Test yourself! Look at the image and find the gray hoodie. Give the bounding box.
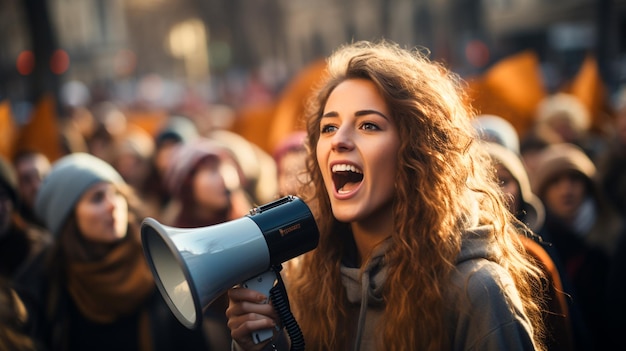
[339,225,537,351]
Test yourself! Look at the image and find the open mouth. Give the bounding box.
[332,164,364,194]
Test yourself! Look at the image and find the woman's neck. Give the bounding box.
[350,208,393,266]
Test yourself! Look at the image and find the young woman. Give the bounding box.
[532,142,623,350]
[160,137,253,228]
[483,141,576,351]
[226,40,547,351]
[12,153,221,351]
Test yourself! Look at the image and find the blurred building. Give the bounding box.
[0,0,625,111]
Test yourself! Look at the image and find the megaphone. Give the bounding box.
[141,195,319,330]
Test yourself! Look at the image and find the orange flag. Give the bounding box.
[232,103,277,154]
[0,100,19,159]
[562,54,611,132]
[124,108,168,137]
[17,94,64,162]
[267,59,327,152]
[466,50,547,137]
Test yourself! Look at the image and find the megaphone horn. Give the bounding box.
[141,195,319,329]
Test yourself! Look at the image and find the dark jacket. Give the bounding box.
[12,249,217,351]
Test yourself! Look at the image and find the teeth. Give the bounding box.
[332,164,362,174]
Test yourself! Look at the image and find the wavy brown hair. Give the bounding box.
[289,40,546,351]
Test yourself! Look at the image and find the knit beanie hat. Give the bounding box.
[530,143,596,198]
[118,124,155,161]
[535,93,591,133]
[35,153,124,237]
[163,138,232,197]
[155,115,199,148]
[472,114,520,155]
[483,142,545,232]
[0,156,18,205]
[272,131,307,164]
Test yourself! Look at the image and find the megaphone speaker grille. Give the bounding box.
[142,219,199,328]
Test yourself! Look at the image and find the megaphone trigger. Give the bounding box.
[242,270,281,344]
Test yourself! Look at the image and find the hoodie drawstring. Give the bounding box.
[353,268,370,351]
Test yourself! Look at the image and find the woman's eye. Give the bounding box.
[91,191,106,203]
[320,124,337,133]
[361,122,380,131]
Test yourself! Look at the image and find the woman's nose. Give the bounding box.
[330,125,354,152]
[104,193,117,211]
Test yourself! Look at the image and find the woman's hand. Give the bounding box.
[226,286,280,351]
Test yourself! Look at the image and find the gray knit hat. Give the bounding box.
[35,153,124,237]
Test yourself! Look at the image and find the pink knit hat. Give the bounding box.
[272,131,307,165]
[163,138,234,197]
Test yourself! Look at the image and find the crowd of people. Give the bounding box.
[0,39,625,351]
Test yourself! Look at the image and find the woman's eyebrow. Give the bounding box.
[355,109,390,121]
[321,109,389,120]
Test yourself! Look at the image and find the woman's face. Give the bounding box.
[15,154,50,208]
[495,163,522,214]
[543,171,587,223]
[192,158,230,211]
[316,78,400,223]
[75,182,128,243]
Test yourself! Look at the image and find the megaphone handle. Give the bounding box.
[241,270,280,344]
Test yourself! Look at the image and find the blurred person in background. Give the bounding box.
[482,142,544,234]
[0,276,36,351]
[112,124,159,219]
[519,126,560,178]
[153,114,200,178]
[162,137,253,228]
[12,150,51,228]
[161,138,256,349]
[144,114,200,222]
[606,226,626,350]
[472,114,521,155]
[12,153,213,351]
[483,141,577,351]
[0,156,51,281]
[531,142,624,351]
[595,87,626,218]
[532,93,607,163]
[601,86,626,350]
[209,129,278,205]
[87,101,128,165]
[272,130,309,198]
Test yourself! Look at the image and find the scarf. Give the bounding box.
[65,236,155,350]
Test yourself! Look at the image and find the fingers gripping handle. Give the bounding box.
[241,270,280,344]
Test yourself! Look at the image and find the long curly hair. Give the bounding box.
[289,40,546,351]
